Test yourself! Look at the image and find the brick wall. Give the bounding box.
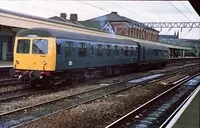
[110,22,158,42]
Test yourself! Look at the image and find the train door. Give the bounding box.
[55,41,63,70]
[76,42,87,68]
[2,42,7,60]
[87,43,94,67]
[64,41,74,70]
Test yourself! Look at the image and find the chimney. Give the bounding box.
[60,13,67,19]
[111,12,118,15]
[70,14,78,21]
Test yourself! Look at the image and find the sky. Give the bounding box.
[0,0,200,39]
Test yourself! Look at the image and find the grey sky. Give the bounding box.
[0,0,200,39]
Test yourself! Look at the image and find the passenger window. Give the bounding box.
[114,45,119,56]
[106,45,111,56]
[124,46,128,56]
[121,46,124,56]
[89,44,94,56]
[65,42,73,57]
[97,44,103,57]
[79,42,87,57]
[56,43,61,55]
[130,47,134,56]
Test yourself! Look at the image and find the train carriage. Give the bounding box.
[10,28,141,86]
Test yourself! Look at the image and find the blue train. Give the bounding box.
[10,28,169,86]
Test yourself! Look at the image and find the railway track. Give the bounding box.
[0,78,20,87]
[0,87,52,102]
[0,63,199,128]
[105,73,200,128]
[0,72,167,128]
[0,63,197,106]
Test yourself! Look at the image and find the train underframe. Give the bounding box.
[10,62,167,87]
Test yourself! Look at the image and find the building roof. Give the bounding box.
[80,12,157,31]
[48,16,85,27]
[78,21,107,30]
[0,8,98,31]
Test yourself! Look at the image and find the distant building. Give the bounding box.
[159,34,200,57]
[79,12,159,42]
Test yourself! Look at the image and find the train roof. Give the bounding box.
[138,42,169,51]
[16,28,169,51]
[16,28,138,45]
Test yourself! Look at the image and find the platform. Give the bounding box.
[0,61,13,68]
[166,85,200,128]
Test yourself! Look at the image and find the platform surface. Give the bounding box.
[172,89,199,128]
[0,61,13,68]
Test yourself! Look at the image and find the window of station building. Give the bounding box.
[65,42,73,57]
[79,42,87,57]
[89,44,94,56]
[124,46,129,56]
[97,44,103,57]
[106,45,111,56]
[32,39,48,54]
[8,37,13,53]
[114,45,119,56]
[17,39,30,54]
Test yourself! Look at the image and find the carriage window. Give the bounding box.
[65,42,73,57]
[32,39,48,54]
[97,44,103,56]
[90,44,94,56]
[130,47,134,56]
[114,45,119,56]
[106,45,111,56]
[56,43,61,55]
[79,42,87,57]
[124,46,128,56]
[121,46,124,56]
[17,39,30,53]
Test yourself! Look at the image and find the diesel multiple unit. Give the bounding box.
[10,28,169,86]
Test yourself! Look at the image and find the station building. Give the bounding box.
[79,12,159,42]
[0,8,192,62]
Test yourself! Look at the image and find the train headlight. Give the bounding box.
[15,60,19,64]
[43,61,47,65]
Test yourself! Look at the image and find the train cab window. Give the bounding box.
[32,39,48,54]
[17,39,30,53]
[89,44,94,56]
[79,42,87,57]
[124,46,128,56]
[65,42,73,57]
[56,43,61,55]
[114,45,119,56]
[97,44,103,57]
[106,45,111,56]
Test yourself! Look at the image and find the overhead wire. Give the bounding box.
[110,1,152,21]
[180,1,197,21]
[18,1,62,14]
[168,1,192,22]
[79,1,110,13]
[59,1,98,18]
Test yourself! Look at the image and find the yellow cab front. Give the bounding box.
[14,36,56,71]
